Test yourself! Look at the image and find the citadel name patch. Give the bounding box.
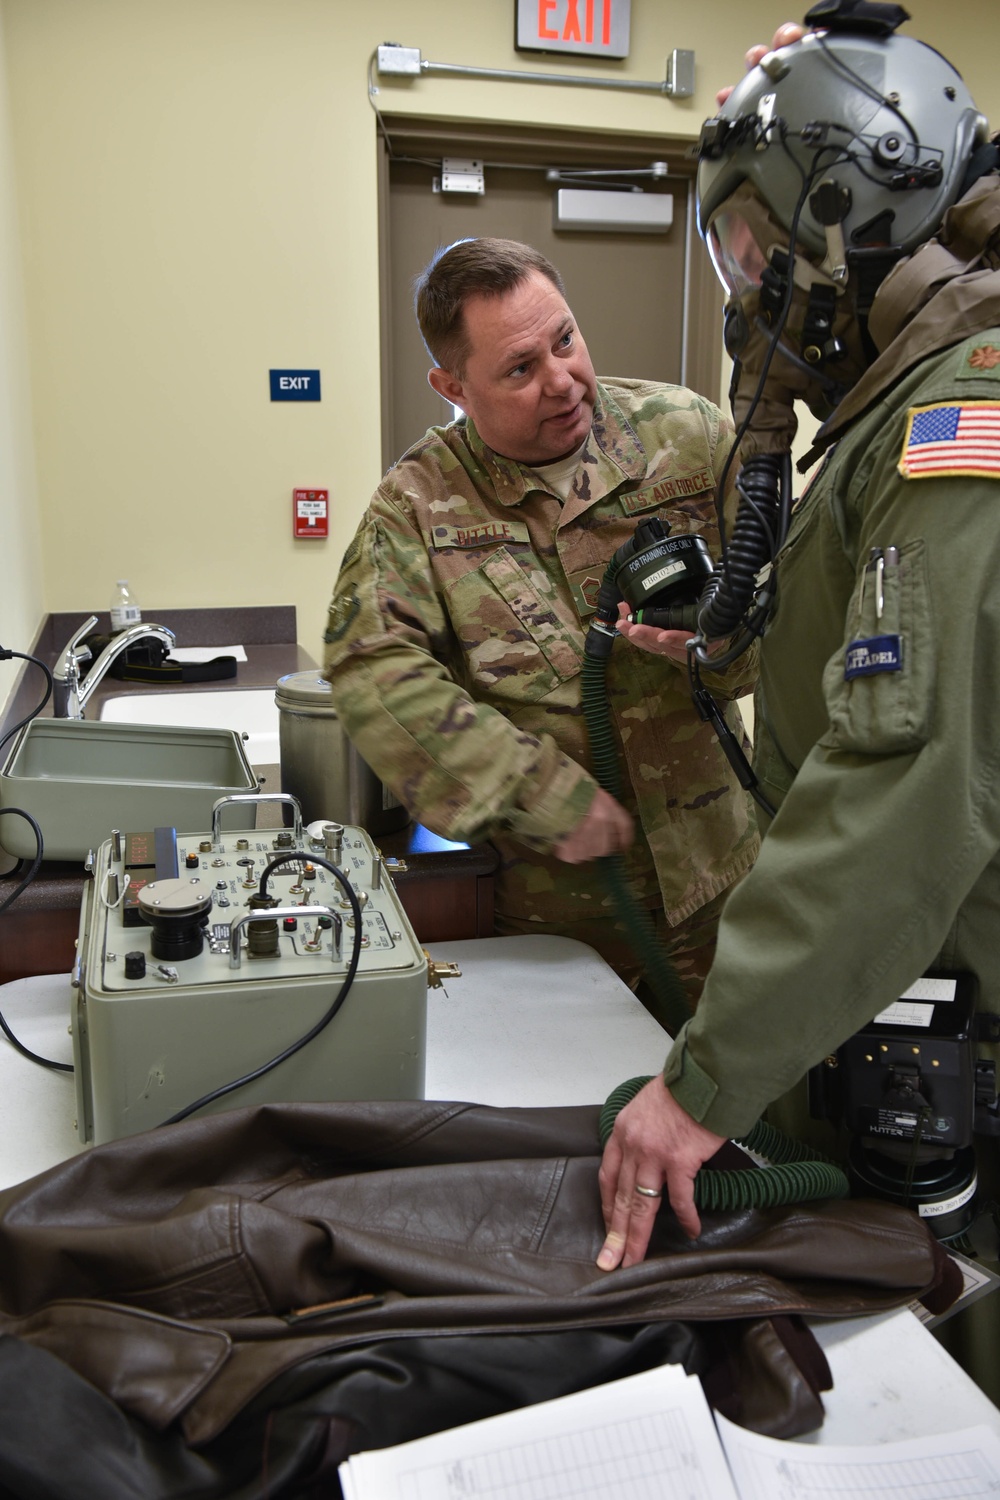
[844,634,903,680]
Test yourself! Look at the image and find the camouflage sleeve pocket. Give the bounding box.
[444,547,583,704]
[818,538,934,756]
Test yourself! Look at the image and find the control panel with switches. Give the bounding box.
[71,795,427,1144]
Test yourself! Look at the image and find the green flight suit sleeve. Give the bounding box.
[322,491,597,848]
[663,402,1000,1138]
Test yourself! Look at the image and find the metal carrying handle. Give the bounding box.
[228,903,343,968]
[211,792,303,846]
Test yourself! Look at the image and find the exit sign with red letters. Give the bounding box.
[516,0,630,59]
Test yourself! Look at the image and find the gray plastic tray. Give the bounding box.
[0,718,258,861]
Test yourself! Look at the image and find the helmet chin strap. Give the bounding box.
[766,318,855,400]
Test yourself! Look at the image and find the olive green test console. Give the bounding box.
[71,795,427,1144]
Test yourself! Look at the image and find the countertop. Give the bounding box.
[0,606,498,947]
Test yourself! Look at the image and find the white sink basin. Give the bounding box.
[99,688,280,764]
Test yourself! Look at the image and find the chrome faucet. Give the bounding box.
[52,614,176,719]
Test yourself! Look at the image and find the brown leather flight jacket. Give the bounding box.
[0,1101,958,1480]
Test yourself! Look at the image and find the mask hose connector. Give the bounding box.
[697,453,789,642]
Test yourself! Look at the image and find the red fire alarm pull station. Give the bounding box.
[293,489,329,539]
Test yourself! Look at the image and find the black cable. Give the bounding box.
[160,852,364,1125]
[695,141,815,648]
[0,807,72,1073]
[697,453,791,650]
[0,808,43,919]
[0,649,53,760]
[686,658,778,821]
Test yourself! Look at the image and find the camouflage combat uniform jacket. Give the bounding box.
[323,379,759,930]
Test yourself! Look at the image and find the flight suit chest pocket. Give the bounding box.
[819,538,933,755]
[444,545,583,701]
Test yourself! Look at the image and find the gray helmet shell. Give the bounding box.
[697,29,986,260]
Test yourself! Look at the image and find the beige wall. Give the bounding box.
[0,2,43,711]
[0,0,997,697]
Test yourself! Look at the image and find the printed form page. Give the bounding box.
[717,1413,1000,1499]
[338,1363,739,1500]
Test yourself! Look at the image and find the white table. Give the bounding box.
[1,936,998,1446]
[424,934,670,1107]
[0,970,79,1185]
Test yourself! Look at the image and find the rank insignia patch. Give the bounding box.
[967,344,1000,372]
[898,401,1000,479]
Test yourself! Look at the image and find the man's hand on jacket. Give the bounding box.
[596,1076,726,1265]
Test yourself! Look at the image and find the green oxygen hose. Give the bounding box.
[582,610,693,1040]
[583,559,849,1213]
[599,1076,850,1211]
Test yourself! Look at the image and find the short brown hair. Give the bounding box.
[414,238,566,377]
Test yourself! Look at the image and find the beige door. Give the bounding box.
[378,118,722,469]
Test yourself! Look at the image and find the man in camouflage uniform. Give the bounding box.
[323,238,758,1007]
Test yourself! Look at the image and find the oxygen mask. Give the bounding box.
[706,185,871,460]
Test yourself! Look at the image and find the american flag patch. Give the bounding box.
[899,402,1000,479]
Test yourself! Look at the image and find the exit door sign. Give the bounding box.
[516,0,630,58]
[270,369,321,402]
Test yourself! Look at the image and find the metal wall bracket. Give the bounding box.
[440,158,486,194]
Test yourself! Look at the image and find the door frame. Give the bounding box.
[376,115,723,474]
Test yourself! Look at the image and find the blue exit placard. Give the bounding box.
[270,369,321,401]
[516,0,630,58]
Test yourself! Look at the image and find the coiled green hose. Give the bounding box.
[599,1076,850,1210]
[581,649,692,1040]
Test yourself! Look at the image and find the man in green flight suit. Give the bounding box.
[598,10,1000,1402]
[323,237,759,1008]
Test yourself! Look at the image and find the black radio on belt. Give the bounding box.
[808,971,1000,1239]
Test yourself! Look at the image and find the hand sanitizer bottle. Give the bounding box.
[109,579,141,634]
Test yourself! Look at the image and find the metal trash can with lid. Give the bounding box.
[275,670,409,836]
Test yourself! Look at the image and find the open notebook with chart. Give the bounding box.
[338,1360,1000,1500]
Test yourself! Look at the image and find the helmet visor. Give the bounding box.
[707,210,769,298]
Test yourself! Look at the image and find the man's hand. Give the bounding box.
[553,787,633,863]
[615,600,695,666]
[596,1076,725,1268]
[615,602,726,665]
[716,23,808,106]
